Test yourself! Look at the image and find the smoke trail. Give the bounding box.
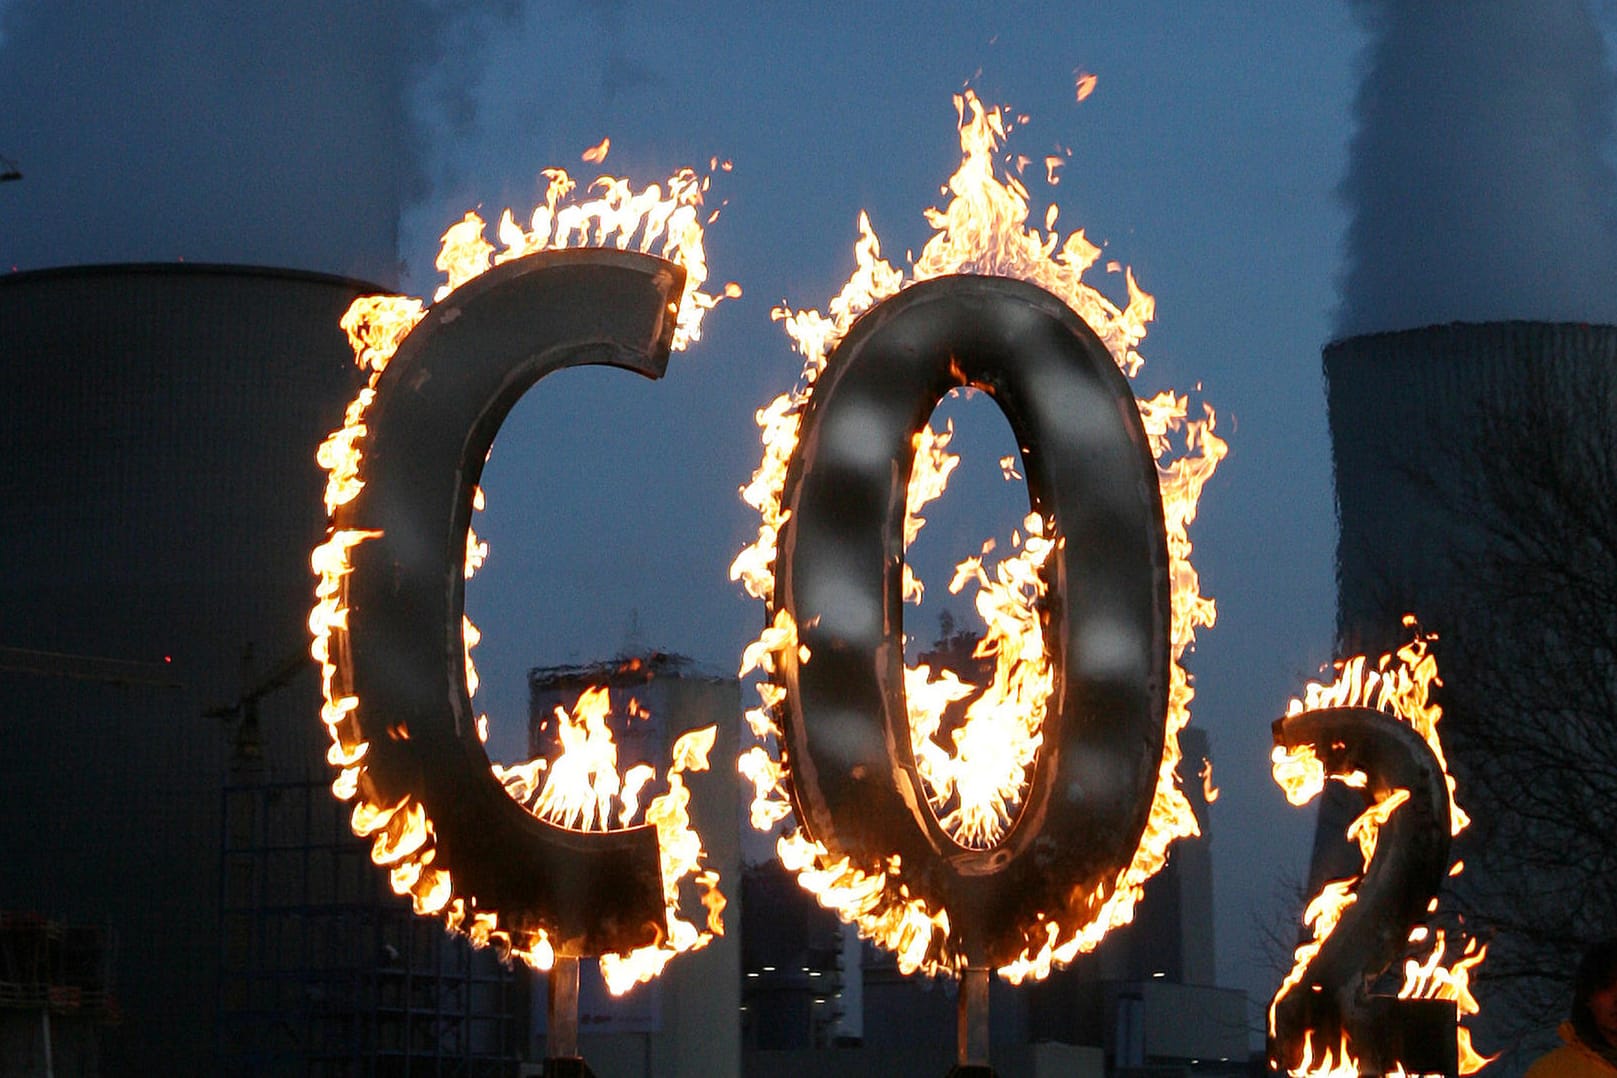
[1337,0,1617,336]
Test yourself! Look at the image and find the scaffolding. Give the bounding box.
[0,911,117,1076]
[217,778,528,1076]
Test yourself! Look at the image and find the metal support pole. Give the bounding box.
[548,956,580,1060]
[41,1004,54,1078]
[543,957,597,1077]
[947,967,996,1077]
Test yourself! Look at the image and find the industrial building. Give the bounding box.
[527,646,1247,1078]
[0,913,115,1076]
[525,652,745,1077]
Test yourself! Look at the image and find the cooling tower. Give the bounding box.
[0,263,375,1071]
[1316,321,1617,869]
[1328,322,1617,653]
[1317,321,1617,1065]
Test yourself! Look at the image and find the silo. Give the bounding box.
[526,652,743,1076]
[0,263,373,1071]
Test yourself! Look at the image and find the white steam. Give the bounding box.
[1337,0,1617,336]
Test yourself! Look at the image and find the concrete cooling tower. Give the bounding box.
[1318,320,1617,1065]
[1327,321,1617,656]
[0,263,374,1071]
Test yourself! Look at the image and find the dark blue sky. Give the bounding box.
[6,0,1615,1043]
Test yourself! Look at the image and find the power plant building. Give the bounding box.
[525,648,1246,1078]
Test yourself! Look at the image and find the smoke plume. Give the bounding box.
[1337,0,1617,337]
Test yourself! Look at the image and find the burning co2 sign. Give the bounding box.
[309,93,1486,1078]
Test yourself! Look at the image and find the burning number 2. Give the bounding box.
[1269,704,1459,1076]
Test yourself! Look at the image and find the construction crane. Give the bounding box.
[204,643,312,769]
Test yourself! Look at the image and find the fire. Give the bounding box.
[309,155,734,985]
[731,90,1225,980]
[495,702,725,995]
[1270,619,1493,1075]
[1291,1030,1386,1078]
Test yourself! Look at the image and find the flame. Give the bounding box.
[1288,1029,1390,1078]
[1075,72,1098,103]
[310,153,732,983]
[1199,757,1220,803]
[1270,620,1494,1074]
[599,723,725,993]
[731,90,1225,980]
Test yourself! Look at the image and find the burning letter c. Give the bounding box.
[329,250,681,956]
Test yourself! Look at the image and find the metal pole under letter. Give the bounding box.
[947,966,996,1077]
[545,956,596,1078]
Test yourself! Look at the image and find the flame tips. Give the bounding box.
[1074,72,1098,103]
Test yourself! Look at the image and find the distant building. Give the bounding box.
[543,628,1249,1078]
[0,913,116,1075]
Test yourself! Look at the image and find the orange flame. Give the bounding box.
[732,90,1225,981]
[1270,619,1494,1074]
[1199,758,1220,803]
[310,153,732,987]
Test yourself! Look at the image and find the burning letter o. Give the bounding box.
[773,274,1171,968]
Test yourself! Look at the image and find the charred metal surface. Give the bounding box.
[1269,705,1456,1077]
[773,274,1170,970]
[336,249,681,956]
